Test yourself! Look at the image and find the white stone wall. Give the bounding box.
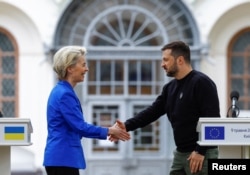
[0,0,64,171]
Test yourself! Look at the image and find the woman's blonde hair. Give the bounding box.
[53,46,87,80]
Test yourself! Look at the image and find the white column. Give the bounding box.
[0,146,11,175]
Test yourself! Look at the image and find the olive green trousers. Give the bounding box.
[169,148,218,175]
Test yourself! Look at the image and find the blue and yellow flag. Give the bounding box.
[4,126,25,140]
[205,126,225,140]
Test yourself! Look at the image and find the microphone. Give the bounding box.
[230,91,240,117]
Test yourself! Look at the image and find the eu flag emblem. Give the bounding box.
[205,126,224,140]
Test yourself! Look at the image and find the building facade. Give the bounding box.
[0,0,250,174]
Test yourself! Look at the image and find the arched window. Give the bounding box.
[0,28,18,117]
[54,0,200,97]
[85,5,165,96]
[228,28,250,110]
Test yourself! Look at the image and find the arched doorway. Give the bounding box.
[53,0,201,174]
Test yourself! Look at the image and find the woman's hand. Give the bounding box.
[108,120,130,141]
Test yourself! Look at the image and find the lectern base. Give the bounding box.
[219,146,250,158]
[0,146,10,175]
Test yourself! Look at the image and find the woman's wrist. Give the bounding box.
[108,127,114,135]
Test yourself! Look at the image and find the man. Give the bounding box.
[111,41,220,175]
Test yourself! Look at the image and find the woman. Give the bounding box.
[43,46,130,175]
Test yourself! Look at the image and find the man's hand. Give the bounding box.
[108,119,130,141]
[116,119,126,130]
[187,151,205,174]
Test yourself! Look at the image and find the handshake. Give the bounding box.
[108,120,130,141]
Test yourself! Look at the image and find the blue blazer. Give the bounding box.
[43,81,108,169]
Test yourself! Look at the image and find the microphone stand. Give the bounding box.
[226,104,240,118]
[232,100,237,117]
[232,108,237,118]
[228,91,240,118]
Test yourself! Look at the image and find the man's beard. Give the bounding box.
[166,62,178,77]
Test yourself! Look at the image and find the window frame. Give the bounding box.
[0,27,19,118]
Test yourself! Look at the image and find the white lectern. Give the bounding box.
[0,118,33,175]
[197,118,250,158]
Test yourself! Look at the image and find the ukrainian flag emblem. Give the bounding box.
[4,126,25,140]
